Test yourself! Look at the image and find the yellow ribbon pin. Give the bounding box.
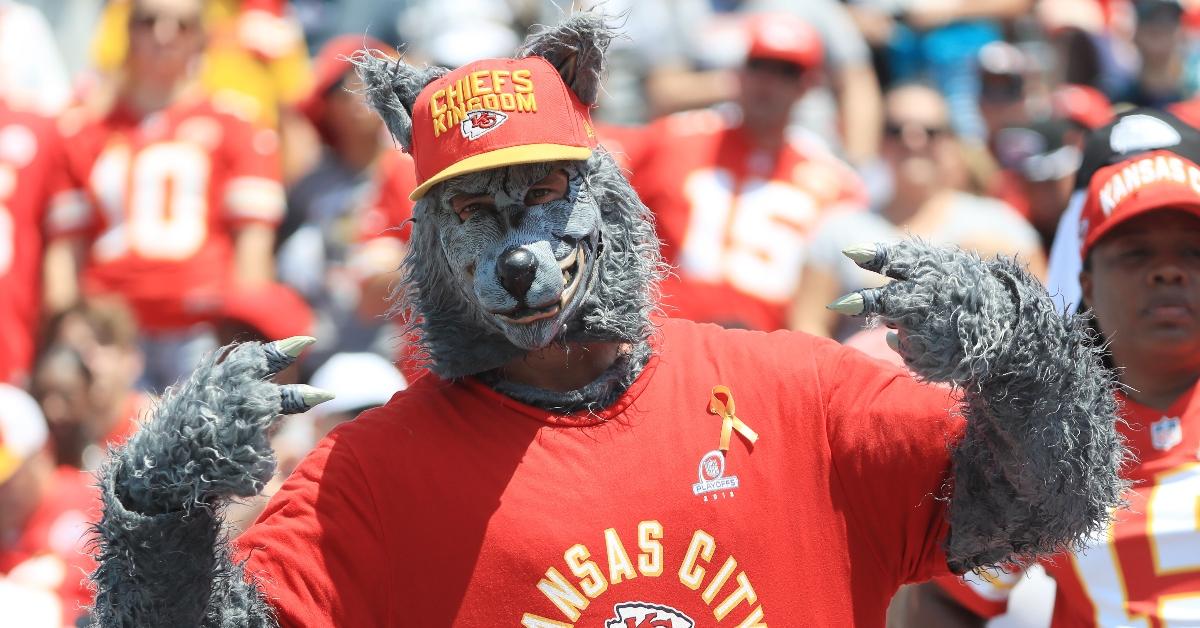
[707,385,759,453]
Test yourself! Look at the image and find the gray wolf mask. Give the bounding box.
[353,15,664,403]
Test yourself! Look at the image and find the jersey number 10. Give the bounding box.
[90,141,211,262]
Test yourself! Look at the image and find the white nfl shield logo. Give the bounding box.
[1150,416,1182,452]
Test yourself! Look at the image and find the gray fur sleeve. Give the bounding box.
[88,339,326,626]
[834,241,1128,574]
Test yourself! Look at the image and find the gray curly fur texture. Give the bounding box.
[350,51,445,150]
[516,13,613,106]
[89,343,282,626]
[866,241,1128,573]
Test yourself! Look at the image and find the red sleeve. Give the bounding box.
[238,430,390,626]
[221,116,285,227]
[933,572,1012,618]
[44,119,95,241]
[818,340,964,585]
[357,151,416,243]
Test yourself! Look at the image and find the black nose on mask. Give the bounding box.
[498,245,537,299]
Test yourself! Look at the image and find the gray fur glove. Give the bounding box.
[829,240,1127,574]
[89,338,332,627]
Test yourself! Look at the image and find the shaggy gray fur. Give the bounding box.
[853,240,1127,573]
[350,51,445,149]
[89,342,300,626]
[515,13,613,106]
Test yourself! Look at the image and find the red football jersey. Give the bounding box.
[0,466,99,627]
[938,382,1200,627]
[49,95,285,331]
[238,319,963,626]
[606,111,867,331]
[0,103,66,384]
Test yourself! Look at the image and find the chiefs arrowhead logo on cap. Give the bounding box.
[408,56,596,200]
[461,109,508,140]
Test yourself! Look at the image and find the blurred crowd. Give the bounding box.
[1,0,1198,625]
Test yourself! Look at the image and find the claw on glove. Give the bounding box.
[826,292,866,316]
[842,243,882,269]
[264,335,317,374]
[280,384,335,414]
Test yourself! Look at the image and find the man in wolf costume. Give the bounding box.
[87,15,1126,627]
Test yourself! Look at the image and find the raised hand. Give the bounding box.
[827,240,1126,573]
[827,240,1030,385]
[91,337,331,627]
[109,337,333,515]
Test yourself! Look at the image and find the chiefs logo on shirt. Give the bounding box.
[604,601,695,628]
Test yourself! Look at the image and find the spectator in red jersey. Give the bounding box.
[34,299,148,470]
[608,13,868,331]
[0,100,67,388]
[0,384,97,627]
[45,0,286,391]
[901,148,1200,628]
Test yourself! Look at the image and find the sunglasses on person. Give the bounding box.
[130,10,203,35]
[884,120,950,141]
[744,57,806,80]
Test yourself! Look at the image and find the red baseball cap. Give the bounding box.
[744,13,823,69]
[1081,149,1200,257]
[1052,84,1113,130]
[298,34,391,133]
[217,282,314,340]
[408,56,596,200]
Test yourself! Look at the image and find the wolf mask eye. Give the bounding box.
[523,169,569,206]
[451,196,495,223]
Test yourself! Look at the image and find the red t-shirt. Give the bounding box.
[0,103,66,385]
[238,318,961,626]
[0,465,98,627]
[937,381,1200,627]
[49,96,285,331]
[604,111,867,331]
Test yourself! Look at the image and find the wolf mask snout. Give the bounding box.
[498,245,538,298]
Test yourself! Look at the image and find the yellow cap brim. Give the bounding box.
[409,143,593,201]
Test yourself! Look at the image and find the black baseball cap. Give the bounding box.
[1074,107,1200,191]
[995,118,1081,182]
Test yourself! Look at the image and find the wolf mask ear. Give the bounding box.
[352,51,448,150]
[517,13,614,107]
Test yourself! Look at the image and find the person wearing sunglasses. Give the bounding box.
[43,0,287,392]
[792,83,1044,344]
